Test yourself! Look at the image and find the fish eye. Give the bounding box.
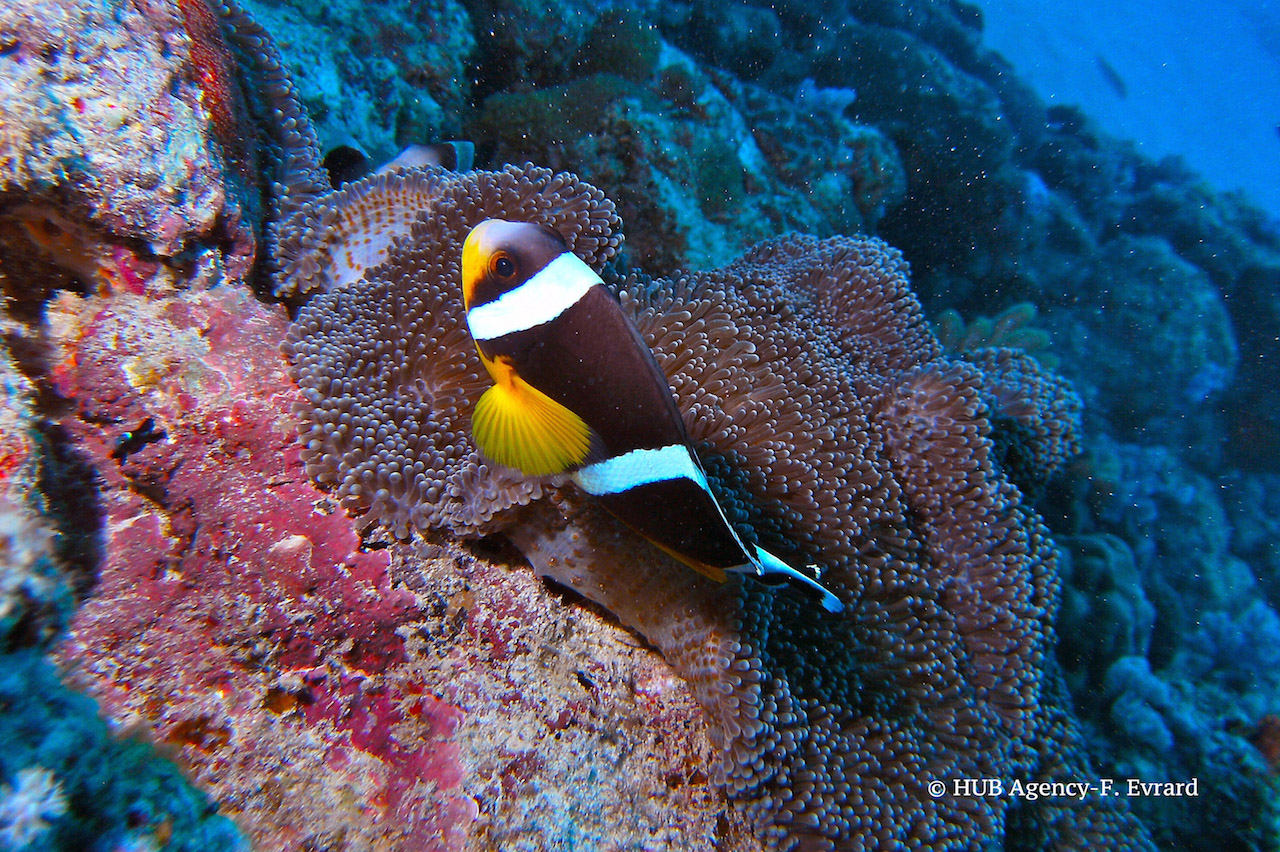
[491,253,516,279]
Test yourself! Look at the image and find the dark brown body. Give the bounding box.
[477,285,751,575]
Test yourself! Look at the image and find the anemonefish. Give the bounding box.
[375,141,474,174]
[460,219,843,613]
[322,141,476,187]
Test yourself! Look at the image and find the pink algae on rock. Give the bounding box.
[46,286,434,846]
[43,280,742,850]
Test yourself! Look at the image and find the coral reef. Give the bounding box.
[1043,235,1237,454]
[230,0,1280,472]
[0,0,262,290]
[2,0,1278,847]
[1224,471,1280,610]
[46,281,739,850]
[222,0,474,168]
[0,649,247,850]
[469,38,906,270]
[1054,436,1280,849]
[467,0,607,91]
[3,2,740,848]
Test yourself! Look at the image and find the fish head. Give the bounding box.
[461,219,568,311]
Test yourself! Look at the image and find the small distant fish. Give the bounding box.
[323,141,476,187]
[1096,55,1128,99]
[460,219,844,612]
[375,141,474,174]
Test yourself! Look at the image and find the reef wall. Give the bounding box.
[1,0,1278,849]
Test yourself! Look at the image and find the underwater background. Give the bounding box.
[975,0,1280,220]
[0,0,1277,850]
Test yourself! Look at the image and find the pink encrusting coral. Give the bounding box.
[45,286,451,847]
[48,283,735,850]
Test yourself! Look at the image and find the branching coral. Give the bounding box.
[287,163,1152,849]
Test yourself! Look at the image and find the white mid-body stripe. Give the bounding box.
[572,444,710,497]
[466,252,601,341]
[574,443,845,612]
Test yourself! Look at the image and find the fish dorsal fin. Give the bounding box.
[472,356,594,476]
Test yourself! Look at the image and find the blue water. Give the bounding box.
[973,0,1280,222]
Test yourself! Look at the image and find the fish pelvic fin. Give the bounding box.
[645,538,730,583]
[738,545,844,613]
[472,355,593,476]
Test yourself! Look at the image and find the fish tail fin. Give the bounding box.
[472,368,594,477]
[746,545,844,613]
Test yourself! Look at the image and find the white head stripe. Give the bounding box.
[466,252,601,341]
[572,445,710,497]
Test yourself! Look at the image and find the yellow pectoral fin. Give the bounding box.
[471,368,593,477]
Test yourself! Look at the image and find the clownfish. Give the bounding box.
[460,219,843,613]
